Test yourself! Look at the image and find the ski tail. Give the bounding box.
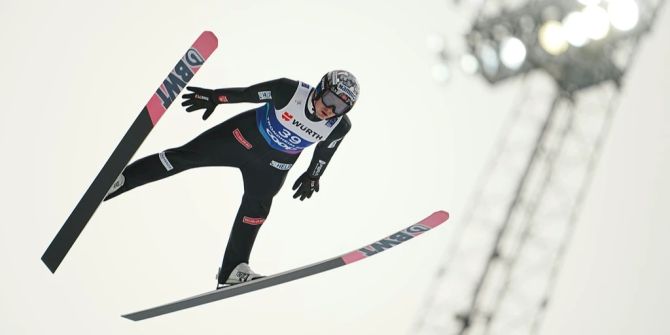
[122,210,449,321]
[41,31,218,273]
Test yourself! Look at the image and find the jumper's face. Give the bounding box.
[314,97,336,120]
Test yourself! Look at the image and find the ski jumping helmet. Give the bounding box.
[313,70,360,116]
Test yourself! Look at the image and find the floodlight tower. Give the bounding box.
[414,0,665,334]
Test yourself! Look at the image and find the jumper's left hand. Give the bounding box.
[182,86,219,120]
[292,172,320,201]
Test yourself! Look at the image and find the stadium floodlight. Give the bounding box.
[460,53,480,74]
[539,20,569,55]
[500,37,527,70]
[478,42,500,76]
[583,5,611,40]
[563,11,591,47]
[608,0,640,31]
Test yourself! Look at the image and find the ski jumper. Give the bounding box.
[104,78,351,284]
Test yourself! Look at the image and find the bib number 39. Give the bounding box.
[279,129,302,145]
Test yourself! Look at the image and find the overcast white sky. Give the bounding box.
[0,0,668,334]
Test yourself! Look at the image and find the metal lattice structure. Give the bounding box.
[414,0,665,334]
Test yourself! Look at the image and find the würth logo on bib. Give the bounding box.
[281,112,293,121]
[242,217,265,225]
[290,119,324,140]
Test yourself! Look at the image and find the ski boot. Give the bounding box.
[216,263,264,289]
[104,173,125,200]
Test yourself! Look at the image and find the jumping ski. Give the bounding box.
[41,31,219,273]
[122,210,449,321]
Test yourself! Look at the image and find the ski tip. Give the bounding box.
[421,210,450,228]
[433,210,449,221]
[200,31,219,48]
[192,31,219,59]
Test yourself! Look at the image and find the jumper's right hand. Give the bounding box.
[182,86,219,120]
[292,172,320,201]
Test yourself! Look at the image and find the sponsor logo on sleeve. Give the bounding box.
[242,216,266,225]
[233,128,253,150]
[300,82,310,88]
[159,151,174,171]
[327,138,343,149]
[258,91,273,100]
[217,95,229,103]
[313,159,327,175]
[270,160,294,171]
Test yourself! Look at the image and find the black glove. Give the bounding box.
[292,172,320,201]
[181,86,221,120]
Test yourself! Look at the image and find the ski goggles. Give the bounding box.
[320,90,352,116]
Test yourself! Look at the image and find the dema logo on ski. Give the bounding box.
[156,48,205,108]
[357,224,430,257]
